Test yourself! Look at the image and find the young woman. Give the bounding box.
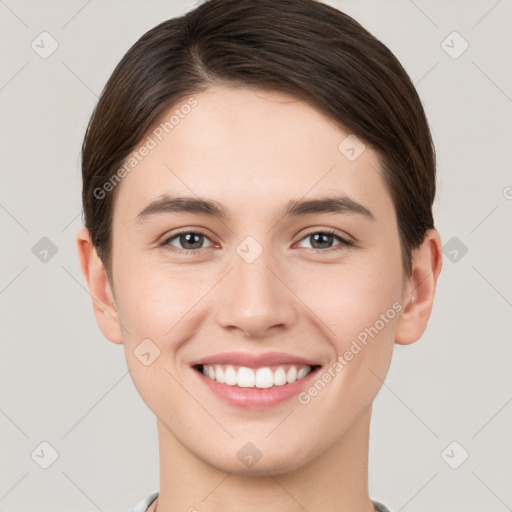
[76,1,442,510]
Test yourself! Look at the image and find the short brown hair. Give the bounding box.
[81,0,436,280]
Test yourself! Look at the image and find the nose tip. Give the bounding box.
[213,251,298,338]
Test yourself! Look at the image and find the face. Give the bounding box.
[104,85,409,474]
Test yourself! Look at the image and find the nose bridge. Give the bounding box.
[214,238,297,337]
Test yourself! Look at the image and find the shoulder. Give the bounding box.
[372,499,393,512]
[128,490,159,512]
[129,493,388,512]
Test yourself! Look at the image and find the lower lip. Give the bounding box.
[192,366,321,409]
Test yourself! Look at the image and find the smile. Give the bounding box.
[192,363,322,409]
[196,363,317,388]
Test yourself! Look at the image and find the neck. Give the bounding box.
[152,405,375,512]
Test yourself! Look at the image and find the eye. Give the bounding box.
[296,229,354,252]
[161,230,215,254]
[160,228,354,256]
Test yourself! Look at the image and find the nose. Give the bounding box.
[214,248,299,339]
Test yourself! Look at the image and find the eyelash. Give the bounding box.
[159,228,355,256]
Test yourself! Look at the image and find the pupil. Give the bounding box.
[182,233,202,249]
[312,233,332,249]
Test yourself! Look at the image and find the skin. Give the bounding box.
[77,85,442,512]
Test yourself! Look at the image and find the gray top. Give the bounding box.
[129,491,392,512]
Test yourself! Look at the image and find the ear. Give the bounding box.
[76,227,123,344]
[394,228,443,345]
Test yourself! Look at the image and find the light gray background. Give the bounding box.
[1,0,511,511]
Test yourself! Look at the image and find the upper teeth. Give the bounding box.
[201,364,312,388]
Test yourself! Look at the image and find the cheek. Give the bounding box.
[114,252,197,339]
[114,263,198,415]
[298,267,402,420]
[308,257,403,339]
[304,252,404,404]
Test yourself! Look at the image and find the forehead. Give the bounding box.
[113,85,393,224]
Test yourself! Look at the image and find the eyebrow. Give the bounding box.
[134,193,376,224]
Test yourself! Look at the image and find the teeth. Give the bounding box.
[200,364,313,388]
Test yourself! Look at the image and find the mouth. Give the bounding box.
[192,363,322,388]
[191,362,322,409]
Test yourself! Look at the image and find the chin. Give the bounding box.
[201,442,311,477]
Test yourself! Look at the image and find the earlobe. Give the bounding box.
[76,227,123,345]
[394,229,443,345]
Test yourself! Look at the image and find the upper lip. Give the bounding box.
[190,351,321,369]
